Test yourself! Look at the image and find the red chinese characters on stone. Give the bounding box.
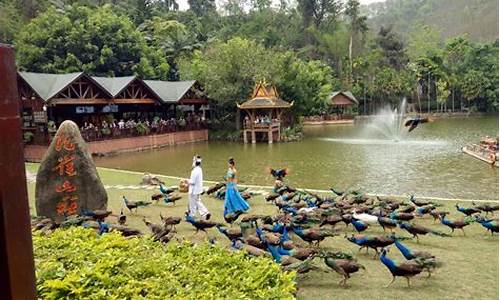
[56,196,78,216]
[55,135,75,152]
[52,155,76,176]
[53,134,79,216]
[55,181,77,193]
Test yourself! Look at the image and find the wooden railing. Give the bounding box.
[244,122,280,130]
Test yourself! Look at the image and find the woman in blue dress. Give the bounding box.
[224,157,250,223]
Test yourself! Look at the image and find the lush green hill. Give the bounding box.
[363,0,499,42]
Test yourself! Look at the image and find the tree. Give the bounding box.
[15,5,169,79]
[188,0,216,17]
[375,26,407,70]
[179,37,333,120]
[344,0,368,83]
[0,0,23,43]
[407,24,442,60]
[140,18,201,81]
[297,0,343,29]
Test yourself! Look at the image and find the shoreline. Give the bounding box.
[96,166,499,203]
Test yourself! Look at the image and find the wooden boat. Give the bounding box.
[462,137,498,167]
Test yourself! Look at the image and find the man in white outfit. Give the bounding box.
[187,155,210,220]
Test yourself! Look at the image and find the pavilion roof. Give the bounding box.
[330,91,359,105]
[91,76,137,97]
[18,71,88,101]
[143,80,197,103]
[237,81,293,109]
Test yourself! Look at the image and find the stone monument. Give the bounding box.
[35,120,107,221]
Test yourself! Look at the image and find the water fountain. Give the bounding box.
[320,98,445,146]
[364,98,408,142]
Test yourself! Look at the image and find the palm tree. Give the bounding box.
[344,0,368,84]
[141,19,201,81]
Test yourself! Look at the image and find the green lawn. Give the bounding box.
[26,163,499,300]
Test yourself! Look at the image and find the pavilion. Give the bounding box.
[17,71,209,144]
[329,91,359,119]
[237,81,292,144]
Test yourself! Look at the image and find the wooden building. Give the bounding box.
[17,71,208,144]
[329,91,359,119]
[237,81,292,144]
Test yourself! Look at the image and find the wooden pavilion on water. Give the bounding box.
[237,81,292,144]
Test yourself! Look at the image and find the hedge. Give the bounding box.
[33,227,296,299]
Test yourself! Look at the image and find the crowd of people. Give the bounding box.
[244,115,279,127]
[80,113,206,141]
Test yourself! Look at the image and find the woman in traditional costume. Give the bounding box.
[223,157,250,223]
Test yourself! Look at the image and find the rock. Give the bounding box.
[35,120,107,221]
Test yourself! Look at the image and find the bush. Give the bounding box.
[34,227,296,299]
[23,131,34,143]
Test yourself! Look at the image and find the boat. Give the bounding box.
[462,137,499,167]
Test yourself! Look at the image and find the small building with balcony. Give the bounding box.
[237,81,293,144]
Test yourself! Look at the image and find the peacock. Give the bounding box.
[351,219,369,233]
[163,193,182,205]
[97,220,110,235]
[389,211,414,221]
[122,196,151,213]
[159,213,181,230]
[377,216,398,232]
[81,209,112,222]
[216,225,243,241]
[346,234,398,258]
[399,222,450,242]
[429,210,449,223]
[472,202,499,215]
[159,184,176,195]
[455,204,480,216]
[318,251,365,286]
[352,212,379,224]
[404,117,432,132]
[117,208,127,225]
[439,215,475,236]
[379,248,424,287]
[291,225,337,247]
[206,182,226,195]
[475,216,499,235]
[330,187,345,197]
[231,239,271,257]
[320,215,343,227]
[409,195,433,207]
[185,213,220,236]
[415,204,437,216]
[269,168,289,180]
[393,239,439,277]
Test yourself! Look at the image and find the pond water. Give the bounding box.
[95,116,499,200]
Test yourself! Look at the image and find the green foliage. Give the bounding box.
[15,5,169,78]
[33,227,296,299]
[365,0,499,42]
[135,122,150,135]
[180,38,333,120]
[23,131,34,143]
[0,0,23,43]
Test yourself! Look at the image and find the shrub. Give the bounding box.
[34,227,296,299]
[23,131,34,143]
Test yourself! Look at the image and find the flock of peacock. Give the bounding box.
[31,167,498,288]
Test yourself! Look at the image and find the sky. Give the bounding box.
[177,0,386,11]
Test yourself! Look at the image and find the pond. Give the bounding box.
[95,116,499,200]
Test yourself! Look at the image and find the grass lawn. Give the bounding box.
[26,163,499,300]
